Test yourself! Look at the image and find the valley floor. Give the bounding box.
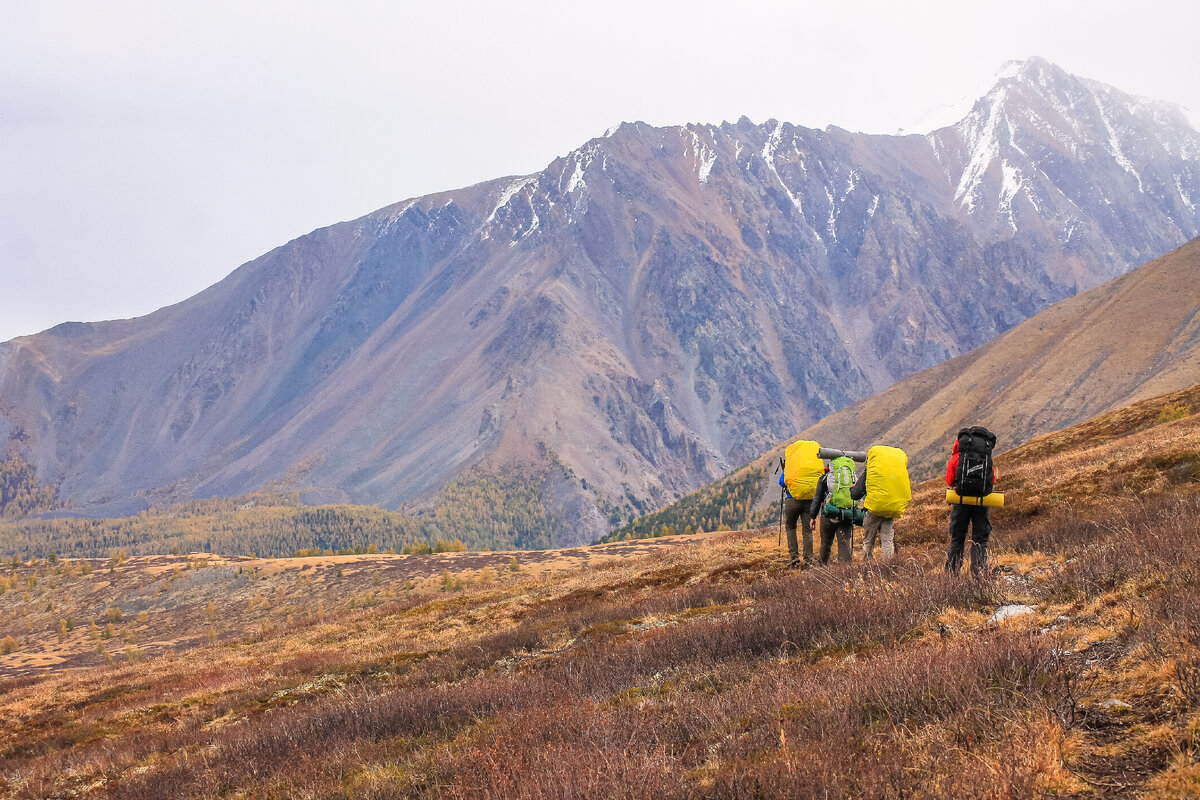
[2,389,1200,798]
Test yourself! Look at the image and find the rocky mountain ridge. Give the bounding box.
[1,58,1198,545]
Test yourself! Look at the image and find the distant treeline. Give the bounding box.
[602,465,768,542]
[0,501,431,560]
[0,463,572,559]
[0,454,57,519]
[0,444,765,557]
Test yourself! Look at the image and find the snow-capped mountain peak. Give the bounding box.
[925,57,1200,229]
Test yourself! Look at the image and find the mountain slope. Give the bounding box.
[1,59,1198,545]
[612,237,1200,539]
[801,235,1200,478]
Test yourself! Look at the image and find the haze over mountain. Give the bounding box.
[1,58,1198,545]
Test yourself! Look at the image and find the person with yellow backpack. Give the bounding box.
[849,445,911,560]
[779,440,825,568]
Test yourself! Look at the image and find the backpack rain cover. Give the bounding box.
[783,440,824,500]
[864,445,912,519]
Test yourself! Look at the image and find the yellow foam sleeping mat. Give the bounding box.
[946,489,1005,507]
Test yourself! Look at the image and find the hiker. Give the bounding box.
[779,440,825,568]
[808,455,858,564]
[945,426,998,576]
[850,445,911,560]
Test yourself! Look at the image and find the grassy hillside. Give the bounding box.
[615,382,1200,542]
[802,235,1200,482]
[2,387,1200,797]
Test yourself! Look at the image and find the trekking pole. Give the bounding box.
[778,485,784,547]
[776,457,785,547]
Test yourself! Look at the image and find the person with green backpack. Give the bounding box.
[808,455,861,564]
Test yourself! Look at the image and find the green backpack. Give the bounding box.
[823,456,865,524]
[827,456,856,509]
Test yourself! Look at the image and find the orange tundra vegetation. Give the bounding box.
[0,385,1199,798]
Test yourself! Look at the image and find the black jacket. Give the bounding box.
[849,470,867,502]
[809,475,830,519]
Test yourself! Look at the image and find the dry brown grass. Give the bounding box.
[899,382,1200,547]
[2,387,1200,799]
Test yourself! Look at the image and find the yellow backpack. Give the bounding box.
[783,440,824,500]
[864,445,911,519]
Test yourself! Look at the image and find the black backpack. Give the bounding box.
[954,426,997,497]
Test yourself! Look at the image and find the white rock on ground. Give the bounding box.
[1099,699,1133,710]
[989,604,1035,623]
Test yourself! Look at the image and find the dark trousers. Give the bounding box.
[946,504,991,576]
[784,496,813,565]
[819,515,853,565]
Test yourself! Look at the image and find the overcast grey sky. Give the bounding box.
[2,0,1197,342]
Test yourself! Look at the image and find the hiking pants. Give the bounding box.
[819,515,853,565]
[862,511,895,560]
[946,505,991,576]
[784,496,813,566]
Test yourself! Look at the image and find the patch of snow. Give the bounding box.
[688,130,717,184]
[564,143,604,199]
[559,143,604,224]
[387,200,418,223]
[926,135,959,186]
[1094,97,1144,193]
[762,122,814,238]
[1005,116,1031,160]
[567,157,588,194]
[866,194,880,219]
[953,87,1008,211]
[516,204,541,246]
[998,160,1022,230]
[480,176,537,240]
[824,185,837,242]
[1176,173,1197,212]
[1024,182,1043,214]
[790,141,809,172]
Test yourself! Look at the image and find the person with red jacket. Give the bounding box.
[944,438,997,576]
